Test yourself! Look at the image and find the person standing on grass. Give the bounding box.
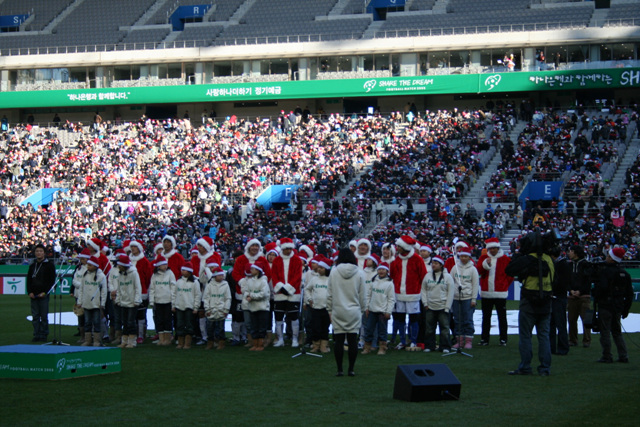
[172,262,201,350]
[148,255,176,346]
[26,243,56,342]
[242,264,271,351]
[421,256,455,354]
[271,238,303,348]
[477,237,512,346]
[449,248,479,350]
[304,256,332,354]
[390,235,427,351]
[77,256,107,347]
[203,267,231,350]
[113,255,142,349]
[327,248,366,377]
[363,262,395,355]
[594,247,633,364]
[567,245,593,348]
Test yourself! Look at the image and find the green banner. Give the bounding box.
[1,68,637,109]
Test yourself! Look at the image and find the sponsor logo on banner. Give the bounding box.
[484,74,501,91]
[2,277,26,295]
[363,80,377,93]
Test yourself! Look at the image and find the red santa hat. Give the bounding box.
[485,238,500,249]
[163,235,177,249]
[129,240,145,253]
[153,255,168,267]
[264,242,279,256]
[368,253,380,266]
[122,239,131,252]
[190,247,199,256]
[310,255,321,265]
[87,238,103,252]
[454,240,469,249]
[609,247,625,263]
[458,249,472,257]
[377,262,390,272]
[396,235,417,252]
[100,242,110,254]
[419,243,432,253]
[87,256,100,268]
[117,254,131,268]
[358,238,372,251]
[279,237,295,250]
[381,242,396,256]
[299,244,314,259]
[206,255,219,268]
[114,248,126,257]
[211,267,225,277]
[348,239,358,249]
[244,238,262,253]
[77,248,92,259]
[196,236,214,253]
[317,256,333,271]
[431,256,445,266]
[153,242,164,254]
[181,262,194,273]
[250,263,264,275]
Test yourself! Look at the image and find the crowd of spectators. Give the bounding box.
[0,104,638,265]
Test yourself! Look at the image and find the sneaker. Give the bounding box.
[136,337,144,345]
[442,349,450,354]
[357,341,364,350]
[478,340,489,346]
[499,340,507,346]
[291,338,299,348]
[196,339,207,346]
[395,343,405,350]
[597,357,613,363]
[273,338,285,347]
[423,348,432,353]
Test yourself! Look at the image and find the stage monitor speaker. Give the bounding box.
[393,364,461,402]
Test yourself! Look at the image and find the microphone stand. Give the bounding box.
[44,252,74,346]
[293,285,322,359]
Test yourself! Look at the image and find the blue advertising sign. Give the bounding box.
[256,185,300,209]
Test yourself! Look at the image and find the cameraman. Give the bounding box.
[505,232,555,376]
[593,247,633,364]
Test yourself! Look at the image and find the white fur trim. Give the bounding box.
[163,235,177,249]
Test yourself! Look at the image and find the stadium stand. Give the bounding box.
[0,0,72,32]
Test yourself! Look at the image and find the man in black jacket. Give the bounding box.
[594,247,633,363]
[550,247,570,355]
[26,244,57,342]
[567,245,593,348]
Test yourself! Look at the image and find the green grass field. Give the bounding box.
[1,296,638,427]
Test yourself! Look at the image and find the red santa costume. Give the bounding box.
[476,237,512,346]
[161,235,186,281]
[390,235,427,349]
[127,239,153,344]
[193,236,222,284]
[444,240,470,273]
[88,238,112,279]
[271,237,304,347]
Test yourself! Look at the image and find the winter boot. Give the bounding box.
[255,338,265,351]
[273,321,285,347]
[92,332,101,347]
[119,335,129,348]
[126,335,136,348]
[217,339,226,350]
[320,340,331,353]
[176,336,185,349]
[310,341,321,353]
[137,320,146,344]
[361,342,373,355]
[264,332,273,347]
[199,318,208,343]
[464,336,473,350]
[452,336,462,349]
[244,333,253,348]
[81,332,92,346]
[112,330,123,346]
[76,327,86,344]
[291,320,300,347]
[377,341,388,355]
[183,335,192,350]
[206,340,215,350]
[249,339,258,351]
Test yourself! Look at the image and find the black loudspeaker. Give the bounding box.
[393,364,461,402]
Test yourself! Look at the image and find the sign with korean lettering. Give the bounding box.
[0,68,637,108]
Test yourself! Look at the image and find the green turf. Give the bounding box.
[1,296,639,426]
